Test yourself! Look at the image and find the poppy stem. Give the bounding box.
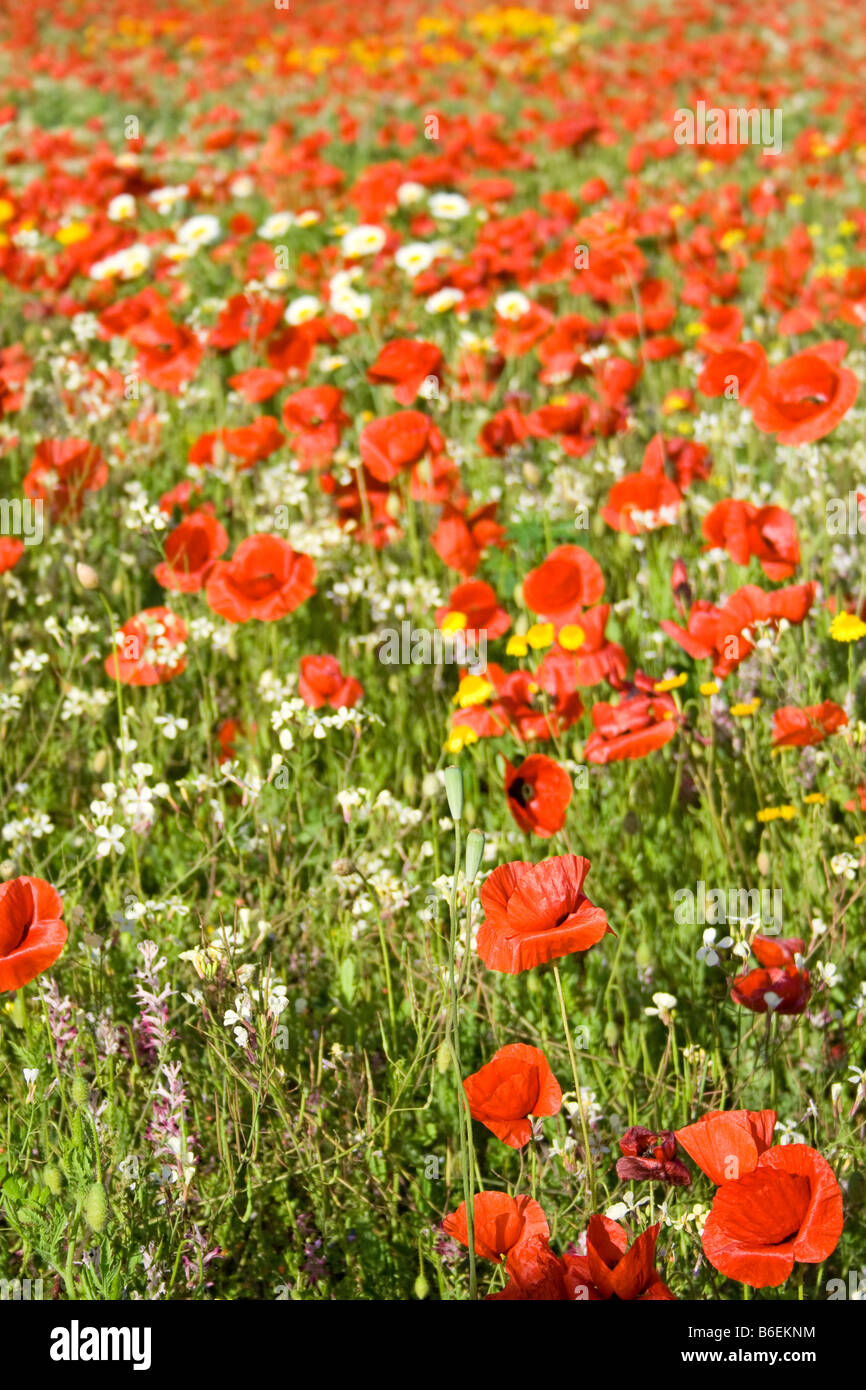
[552,963,596,1210]
[446,816,478,1299]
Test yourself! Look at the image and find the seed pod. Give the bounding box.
[84,1181,108,1234]
[43,1165,63,1195]
[443,765,464,821]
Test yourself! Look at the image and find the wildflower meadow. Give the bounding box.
[1,0,866,1347]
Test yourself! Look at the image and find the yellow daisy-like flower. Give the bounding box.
[558,624,585,652]
[699,681,719,696]
[56,221,91,245]
[506,633,529,657]
[830,612,866,642]
[803,792,827,805]
[730,699,761,717]
[453,674,494,709]
[444,726,479,754]
[855,833,866,846]
[526,622,554,650]
[654,674,687,693]
[757,804,798,823]
[441,610,467,634]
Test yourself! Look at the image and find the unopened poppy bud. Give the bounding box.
[435,1039,452,1074]
[75,562,100,590]
[604,1020,620,1048]
[757,850,771,877]
[43,1164,63,1195]
[443,765,464,821]
[465,829,485,883]
[635,941,653,969]
[414,1272,430,1300]
[84,1180,108,1233]
[71,1074,89,1106]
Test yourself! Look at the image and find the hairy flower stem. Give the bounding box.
[553,963,596,1210]
[447,818,477,1298]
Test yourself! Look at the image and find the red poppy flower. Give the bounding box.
[431,502,506,577]
[771,701,847,748]
[206,534,316,623]
[616,1127,692,1187]
[127,311,203,394]
[434,580,510,641]
[584,691,679,764]
[702,499,800,580]
[661,583,815,679]
[298,654,362,710]
[208,293,284,350]
[565,1217,676,1301]
[730,935,811,1015]
[105,606,188,686]
[701,1145,843,1288]
[0,876,67,992]
[228,367,286,404]
[676,1109,777,1186]
[524,396,595,457]
[282,386,349,468]
[359,410,440,483]
[190,417,284,471]
[601,466,682,535]
[479,405,529,457]
[749,342,858,446]
[24,439,107,520]
[0,537,24,573]
[154,509,228,592]
[697,341,769,405]
[463,1043,562,1148]
[523,545,604,626]
[366,338,444,404]
[442,1191,549,1263]
[487,1234,573,1301]
[504,754,572,838]
[477,853,611,974]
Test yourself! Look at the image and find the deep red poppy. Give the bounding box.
[0,876,67,992]
[153,509,228,592]
[463,1043,562,1148]
[477,853,611,974]
[205,535,316,623]
[616,1127,692,1187]
[504,754,572,838]
[730,935,811,1015]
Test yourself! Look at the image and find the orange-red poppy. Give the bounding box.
[463,1043,562,1148]
[206,534,316,623]
[504,754,572,838]
[0,876,67,992]
[477,853,611,974]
